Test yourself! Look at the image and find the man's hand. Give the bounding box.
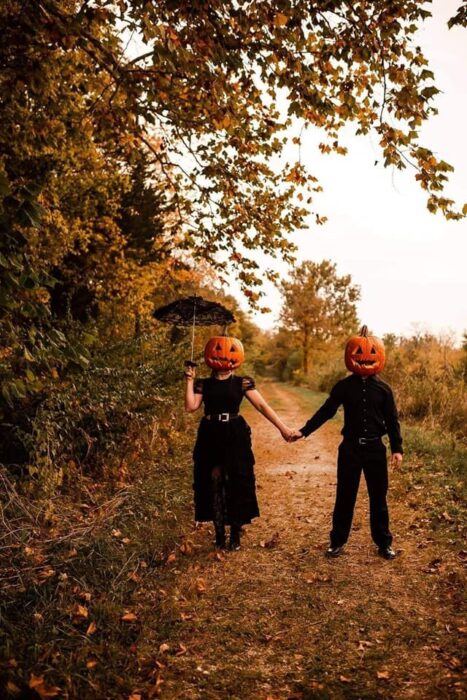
[391,452,403,469]
[288,430,304,443]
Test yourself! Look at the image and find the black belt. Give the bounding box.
[204,413,240,422]
[344,436,382,445]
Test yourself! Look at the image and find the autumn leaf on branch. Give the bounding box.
[3,0,463,309]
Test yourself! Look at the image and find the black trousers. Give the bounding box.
[330,440,392,548]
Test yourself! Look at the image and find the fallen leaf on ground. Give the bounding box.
[339,675,352,683]
[159,643,170,654]
[37,568,55,580]
[112,529,122,538]
[121,611,138,622]
[179,541,193,555]
[357,640,373,651]
[196,578,207,594]
[425,558,442,573]
[309,681,324,690]
[73,604,88,620]
[446,656,462,669]
[260,532,280,548]
[377,670,390,680]
[207,550,224,561]
[86,621,97,635]
[29,674,61,699]
[148,673,164,698]
[166,552,177,564]
[304,572,330,584]
[176,643,187,656]
[86,658,98,669]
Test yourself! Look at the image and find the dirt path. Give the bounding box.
[158,382,465,699]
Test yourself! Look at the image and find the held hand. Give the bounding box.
[289,430,304,442]
[280,426,294,442]
[286,430,304,442]
[391,452,403,469]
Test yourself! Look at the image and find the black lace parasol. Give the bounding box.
[153,295,236,366]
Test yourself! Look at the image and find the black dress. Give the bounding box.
[192,375,260,525]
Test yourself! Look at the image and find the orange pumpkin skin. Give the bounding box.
[344,325,385,377]
[204,336,245,371]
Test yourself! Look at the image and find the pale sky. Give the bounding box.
[242,0,467,341]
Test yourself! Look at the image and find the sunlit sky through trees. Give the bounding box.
[237,0,467,341]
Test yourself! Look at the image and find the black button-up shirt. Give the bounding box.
[299,374,403,453]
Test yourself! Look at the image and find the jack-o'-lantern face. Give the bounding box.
[204,336,244,370]
[345,325,385,376]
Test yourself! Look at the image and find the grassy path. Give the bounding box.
[152,382,465,699]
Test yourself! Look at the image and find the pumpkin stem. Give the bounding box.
[360,325,368,337]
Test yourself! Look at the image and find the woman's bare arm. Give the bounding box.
[184,366,203,412]
[244,388,293,441]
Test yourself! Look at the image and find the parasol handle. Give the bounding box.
[190,298,196,360]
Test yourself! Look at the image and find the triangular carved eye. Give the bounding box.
[230,345,236,352]
[215,343,222,351]
[355,346,363,354]
[370,346,376,354]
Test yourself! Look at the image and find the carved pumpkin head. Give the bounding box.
[345,325,385,376]
[204,335,245,371]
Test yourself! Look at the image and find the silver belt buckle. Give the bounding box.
[219,413,229,422]
[359,437,367,445]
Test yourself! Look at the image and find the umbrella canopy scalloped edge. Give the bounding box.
[153,295,236,327]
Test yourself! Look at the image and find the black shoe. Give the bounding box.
[214,526,226,549]
[378,546,396,560]
[326,545,344,558]
[229,526,241,551]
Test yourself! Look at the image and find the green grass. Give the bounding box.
[395,422,466,539]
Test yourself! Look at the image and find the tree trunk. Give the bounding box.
[134,313,141,339]
[303,326,309,375]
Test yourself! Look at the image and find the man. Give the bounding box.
[290,326,403,560]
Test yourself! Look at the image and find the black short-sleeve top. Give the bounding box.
[194,375,256,415]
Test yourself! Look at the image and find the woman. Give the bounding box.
[184,335,293,551]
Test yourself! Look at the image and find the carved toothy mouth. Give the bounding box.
[354,359,376,366]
